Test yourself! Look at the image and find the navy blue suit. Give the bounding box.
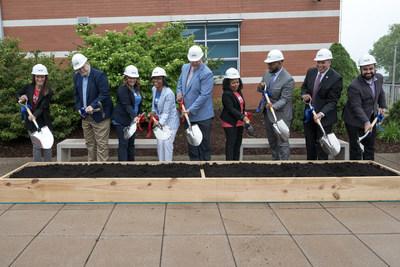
[73,67,113,122]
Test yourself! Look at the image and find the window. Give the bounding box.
[183,23,240,76]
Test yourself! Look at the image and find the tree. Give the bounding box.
[75,22,196,111]
[370,24,400,82]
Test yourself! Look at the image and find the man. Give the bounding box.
[176,45,214,161]
[301,48,343,160]
[72,53,113,161]
[343,54,386,160]
[257,49,294,160]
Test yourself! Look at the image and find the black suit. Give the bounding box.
[220,89,246,160]
[301,67,343,160]
[17,84,53,133]
[343,73,387,160]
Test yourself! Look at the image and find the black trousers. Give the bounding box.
[304,121,333,160]
[188,118,213,161]
[223,126,244,161]
[345,123,376,160]
[115,124,136,161]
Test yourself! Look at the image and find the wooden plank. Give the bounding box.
[0,176,399,202]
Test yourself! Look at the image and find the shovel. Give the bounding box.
[150,116,172,141]
[181,103,203,146]
[123,120,137,140]
[308,103,340,157]
[358,117,378,153]
[263,85,290,141]
[19,101,54,149]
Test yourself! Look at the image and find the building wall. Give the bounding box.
[2,0,340,108]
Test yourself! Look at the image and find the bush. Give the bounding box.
[75,22,196,111]
[0,38,80,141]
[377,120,400,143]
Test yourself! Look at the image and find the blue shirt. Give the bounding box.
[132,89,142,116]
[82,76,88,107]
[154,90,161,114]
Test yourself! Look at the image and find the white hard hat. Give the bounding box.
[71,53,88,70]
[314,48,333,61]
[124,65,139,78]
[264,49,284,63]
[31,64,48,75]
[358,54,377,67]
[187,45,204,62]
[224,67,240,79]
[151,67,167,77]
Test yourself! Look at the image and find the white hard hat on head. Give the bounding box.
[224,67,240,79]
[187,45,204,62]
[314,48,333,61]
[151,67,167,77]
[71,53,88,70]
[31,64,48,75]
[358,54,377,67]
[124,65,139,78]
[264,49,284,63]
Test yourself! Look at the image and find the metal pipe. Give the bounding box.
[392,43,397,104]
[0,2,4,39]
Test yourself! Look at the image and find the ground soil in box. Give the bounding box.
[9,163,201,178]
[204,162,399,177]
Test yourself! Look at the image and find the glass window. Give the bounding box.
[183,23,240,76]
[207,25,238,40]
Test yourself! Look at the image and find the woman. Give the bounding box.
[112,65,142,161]
[18,64,53,162]
[151,67,180,161]
[220,68,250,160]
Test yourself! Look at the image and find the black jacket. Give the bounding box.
[343,73,387,128]
[220,89,246,126]
[301,67,343,126]
[17,84,53,132]
[112,84,142,126]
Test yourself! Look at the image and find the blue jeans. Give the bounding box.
[115,124,136,161]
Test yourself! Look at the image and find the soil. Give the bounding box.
[204,162,399,177]
[9,163,201,178]
[8,162,399,179]
[1,111,400,157]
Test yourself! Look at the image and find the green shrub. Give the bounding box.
[386,100,400,123]
[0,39,79,141]
[377,120,400,143]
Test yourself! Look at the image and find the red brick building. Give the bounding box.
[0,0,340,108]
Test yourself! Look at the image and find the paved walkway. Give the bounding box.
[0,154,399,266]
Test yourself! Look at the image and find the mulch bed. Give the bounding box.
[2,111,399,157]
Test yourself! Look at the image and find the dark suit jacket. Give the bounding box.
[73,67,113,123]
[17,84,53,132]
[220,89,246,126]
[343,73,387,128]
[112,84,142,126]
[301,67,343,126]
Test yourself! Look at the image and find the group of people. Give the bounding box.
[18,44,386,163]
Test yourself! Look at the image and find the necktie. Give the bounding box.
[312,72,322,103]
[186,67,194,87]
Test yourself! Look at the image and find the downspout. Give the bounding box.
[0,2,4,39]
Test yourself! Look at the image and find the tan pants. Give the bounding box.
[82,117,111,161]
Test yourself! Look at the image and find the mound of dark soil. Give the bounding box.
[204,162,399,177]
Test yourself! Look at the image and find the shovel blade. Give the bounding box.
[186,124,203,146]
[153,125,172,140]
[123,122,137,140]
[31,126,54,149]
[320,133,340,157]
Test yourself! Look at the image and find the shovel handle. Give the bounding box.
[263,84,278,122]
[310,106,326,136]
[180,103,192,128]
[359,117,378,141]
[18,100,40,130]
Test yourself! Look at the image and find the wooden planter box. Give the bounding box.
[1,161,399,203]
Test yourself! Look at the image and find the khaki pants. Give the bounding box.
[82,117,111,161]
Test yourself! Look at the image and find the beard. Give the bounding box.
[362,72,375,80]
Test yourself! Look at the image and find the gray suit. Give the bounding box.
[260,68,294,160]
